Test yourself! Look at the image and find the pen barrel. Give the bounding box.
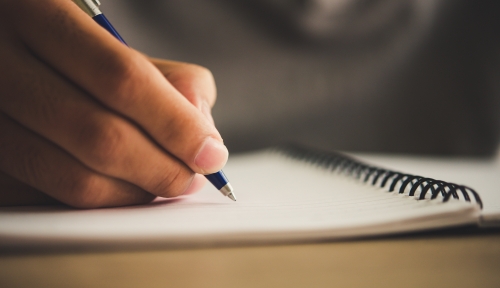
[92,14,128,45]
[205,171,229,190]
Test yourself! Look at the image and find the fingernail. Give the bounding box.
[194,137,228,174]
[201,101,215,125]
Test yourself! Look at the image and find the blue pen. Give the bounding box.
[72,0,236,201]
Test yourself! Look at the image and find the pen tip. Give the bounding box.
[227,192,237,201]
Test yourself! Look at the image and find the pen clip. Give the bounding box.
[72,0,102,17]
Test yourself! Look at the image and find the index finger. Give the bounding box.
[9,0,228,174]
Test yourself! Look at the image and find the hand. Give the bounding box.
[0,0,227,208]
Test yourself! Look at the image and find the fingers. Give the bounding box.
[0,171,60,206]
[8,0,228,174]
[149,58,217,124]
[182,174,208,195]
[0,37,196,199]
[0,113,156,208]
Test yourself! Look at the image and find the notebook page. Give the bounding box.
[0,151,480,247]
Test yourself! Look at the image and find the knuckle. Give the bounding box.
[189,65,215,87]
[188,64,213,80]
[176,64,214,85]
[63,173,156,208]
[77,119,127,173]
[175,64,217,107]
[18,148,46,186]
[192,65,217,104]
[64,174,103,208]
[151,165,194,198]
[99,54,144,104]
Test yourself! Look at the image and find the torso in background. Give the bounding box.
[102,0,500,156]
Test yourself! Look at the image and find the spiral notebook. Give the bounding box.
[0,145,498,249]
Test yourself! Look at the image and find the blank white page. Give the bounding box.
[0,151,480,248]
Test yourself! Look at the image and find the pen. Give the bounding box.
[72,0,236,201]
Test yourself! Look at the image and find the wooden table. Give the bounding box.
[1,229,499,288]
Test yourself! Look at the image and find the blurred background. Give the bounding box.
[102,0,500,157]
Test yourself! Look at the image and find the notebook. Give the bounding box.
[0,145,498,249]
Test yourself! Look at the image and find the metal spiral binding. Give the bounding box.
[275,144,483,209]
